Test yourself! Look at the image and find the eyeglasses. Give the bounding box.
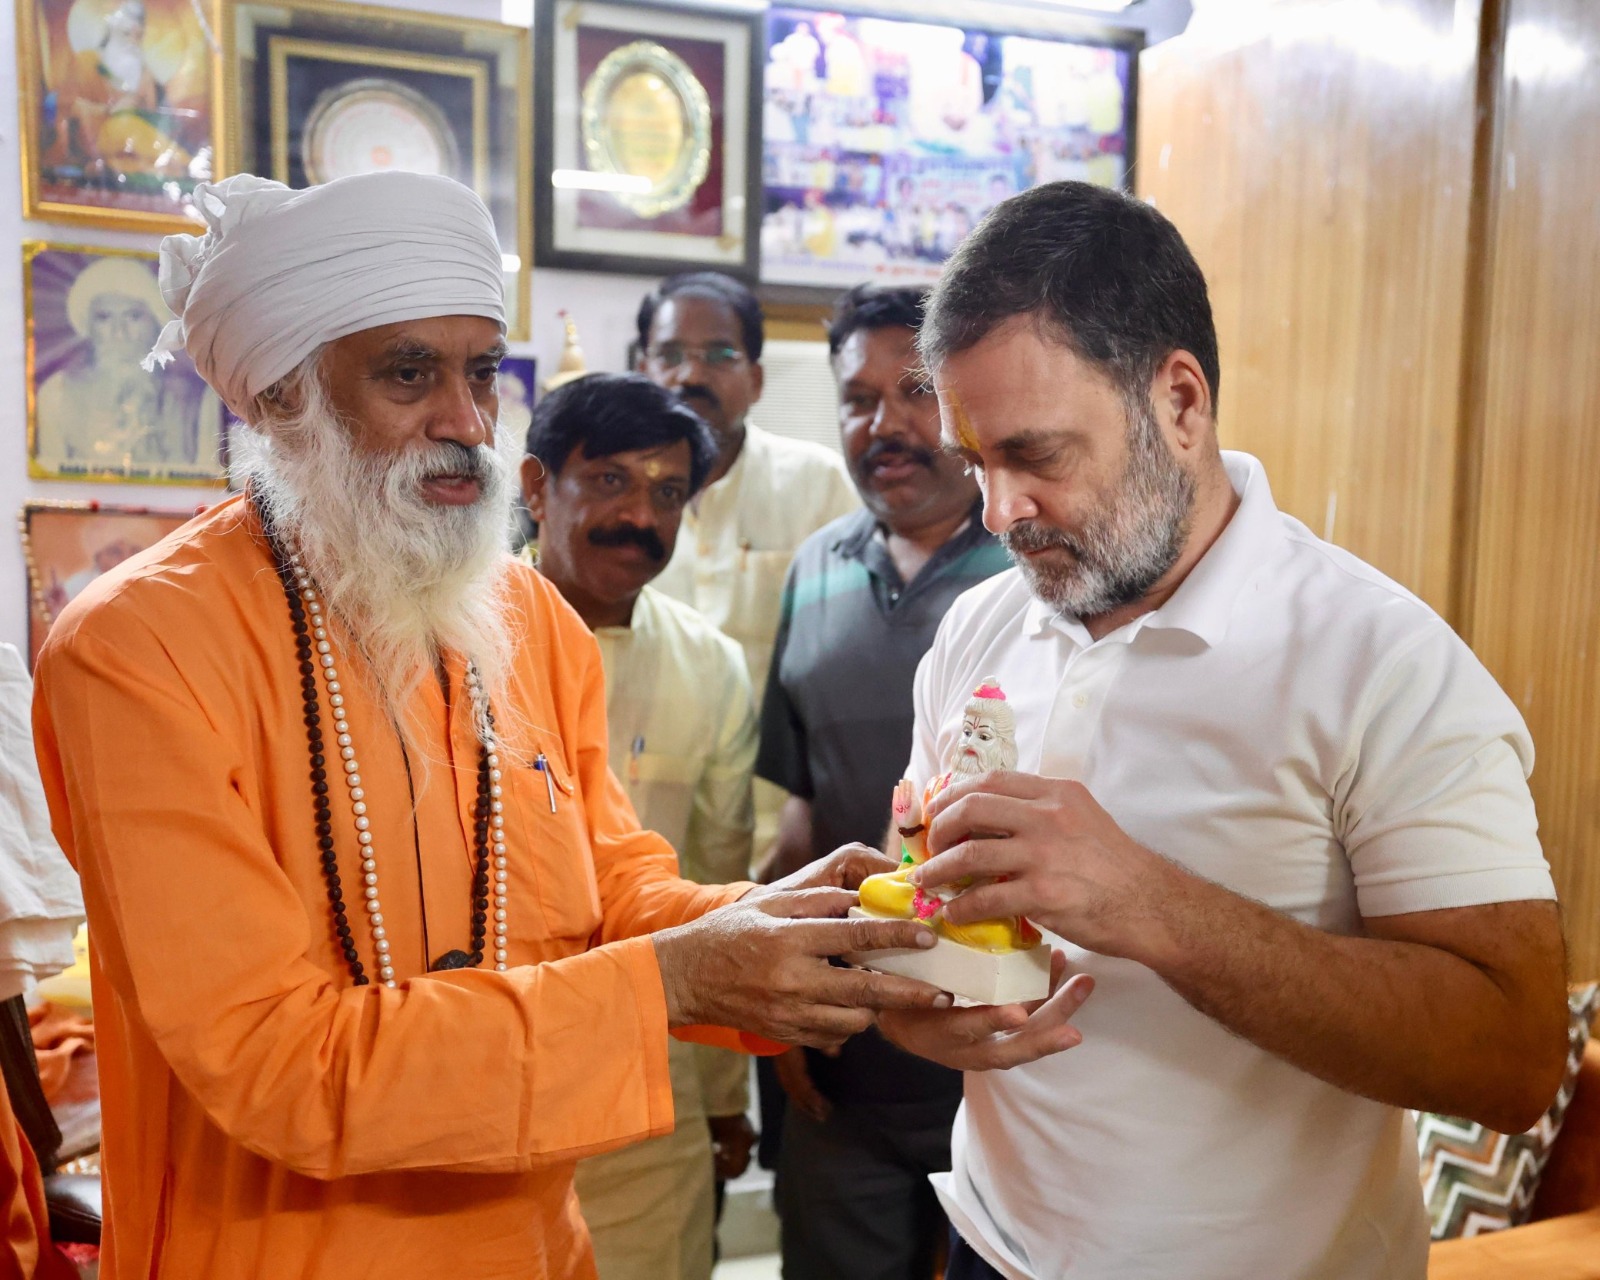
[645,343,746,370]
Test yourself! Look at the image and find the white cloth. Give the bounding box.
[145,172,504,415]
[651,423,858,703]
[913,452,1553,1280]
[0,644,83,1001]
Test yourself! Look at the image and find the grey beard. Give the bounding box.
[1002,398,1196,620]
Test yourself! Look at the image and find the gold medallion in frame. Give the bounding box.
[581,40,713,219]
[535,0,763,279]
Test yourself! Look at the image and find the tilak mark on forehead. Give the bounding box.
[949,392,980,453]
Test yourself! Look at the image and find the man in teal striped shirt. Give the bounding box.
[755,285,1013,1280]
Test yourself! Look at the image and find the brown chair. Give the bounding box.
[0,995,100,1246]
[1428,1038,1600,1279]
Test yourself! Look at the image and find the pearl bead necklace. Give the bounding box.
[464,663,513,969]
[287,550,509,983]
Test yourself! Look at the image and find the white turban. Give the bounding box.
[144,171,505,416]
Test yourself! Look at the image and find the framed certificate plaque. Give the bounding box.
[222,0,532,339]
[535,0,762,279]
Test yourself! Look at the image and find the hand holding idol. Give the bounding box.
[917,769,1185,962]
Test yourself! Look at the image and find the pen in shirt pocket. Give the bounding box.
[532,753,558,813]
[628,735,644,786]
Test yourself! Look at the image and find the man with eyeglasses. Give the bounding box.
[520,373,759,1280]
[637,272,858,734]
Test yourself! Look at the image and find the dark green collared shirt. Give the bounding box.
[758,503,1010,853]
[757,504,1011,1107]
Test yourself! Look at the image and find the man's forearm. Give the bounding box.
[759,794,815,883]
[1128,863,1568,1133]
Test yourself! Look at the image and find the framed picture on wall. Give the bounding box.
[24,242,228,485]
[16,0,220,232]
[221,0,533,339]
[534,0,762,279]
[19,501,197,665]
[759,7,1140,296]
[498,355,537,435]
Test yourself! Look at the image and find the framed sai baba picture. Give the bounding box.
[24,241,228,485]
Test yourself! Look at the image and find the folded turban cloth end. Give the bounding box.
[141,317,186,374]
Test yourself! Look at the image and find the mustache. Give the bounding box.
[587,523,667,562]
[1001,520,1081,558]
[414,440,494,483]
[859,438,937,472]
[676,385,721,413]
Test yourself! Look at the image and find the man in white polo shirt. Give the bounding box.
[876,181,1569,1280]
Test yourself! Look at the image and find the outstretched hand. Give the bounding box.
[653,880,951,1052]
[878,949,1094,1071]
[744,842,902,899]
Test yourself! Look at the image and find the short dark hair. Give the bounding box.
[525,373,718,494]
[636,272,765,362]
[826,284,928,357]
[920,181,1220,412]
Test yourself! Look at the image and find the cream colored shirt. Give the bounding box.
[500,570,760,1120]
[651,422,859,703]
[593,586,757,895]
[0,643,82,1002]
[595,585,757,1120]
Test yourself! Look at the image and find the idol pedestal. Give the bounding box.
[844,907,1053,1005]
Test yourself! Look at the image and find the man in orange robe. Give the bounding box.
[30,171,950,1279]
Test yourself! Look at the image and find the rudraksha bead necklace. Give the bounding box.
[259,511,509,984]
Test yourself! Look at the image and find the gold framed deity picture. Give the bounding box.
[20,501,196,665]
[16,0,221,232]
[535,0,762,279]
[223,0,532,339]
[24,242,229,485]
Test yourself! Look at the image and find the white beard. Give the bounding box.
[951,737,1017,777]
[231,368,522,742]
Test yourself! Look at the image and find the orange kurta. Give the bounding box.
[31,497,749,1279]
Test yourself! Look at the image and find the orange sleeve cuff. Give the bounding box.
[671,1025,786,1056]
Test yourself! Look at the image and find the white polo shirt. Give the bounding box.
[912,452,1554,1280]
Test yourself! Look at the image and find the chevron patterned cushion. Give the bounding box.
[1417,982,1600,1239]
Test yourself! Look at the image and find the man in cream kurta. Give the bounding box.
[636,272,858,717]
[522,372,756,1280]
[650,421,858,704]
[580,589,757,1279]
[30,172,955,1280]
